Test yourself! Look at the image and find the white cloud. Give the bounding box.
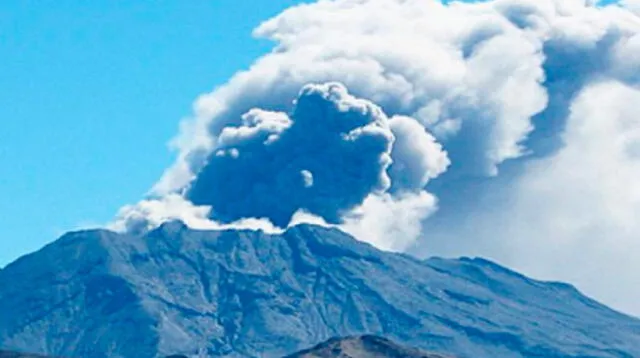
[389,115,450,190]
[418,81,640,315]
[622,0,640,14]
[342,191,439,252]
[498,81,640,315]
[110,194,281,235]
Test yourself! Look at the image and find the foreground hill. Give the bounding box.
[1,222,639,357]
[1,335,446,358]
[286,335,451,358]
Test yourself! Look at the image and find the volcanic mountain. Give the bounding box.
[0,222,638,357]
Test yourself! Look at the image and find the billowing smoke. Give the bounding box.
[113,82,448,251]
[113,0,640,315]
[190,83,395,226]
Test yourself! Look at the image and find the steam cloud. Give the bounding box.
[113,0,640,315]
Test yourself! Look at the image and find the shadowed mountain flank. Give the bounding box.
[1,222,639,357]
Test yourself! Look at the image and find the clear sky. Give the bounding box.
[0,1,309,267]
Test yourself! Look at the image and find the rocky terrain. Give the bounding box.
[1,222,639,357]
[1,335,448,358]
[286,335,452,358]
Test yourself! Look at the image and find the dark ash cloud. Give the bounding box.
[187,83,396,226]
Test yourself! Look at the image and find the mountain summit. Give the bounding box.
[1,222,638,357]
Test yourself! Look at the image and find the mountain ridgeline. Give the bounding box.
[0,222,638,357]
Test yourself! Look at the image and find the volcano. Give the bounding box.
[0,222,638,357]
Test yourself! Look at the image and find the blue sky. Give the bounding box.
[0,1,309,267]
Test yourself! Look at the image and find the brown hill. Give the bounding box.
[286,335,453,358]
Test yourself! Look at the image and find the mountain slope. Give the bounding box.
[1,222,639,357]
[286,335,451,358]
